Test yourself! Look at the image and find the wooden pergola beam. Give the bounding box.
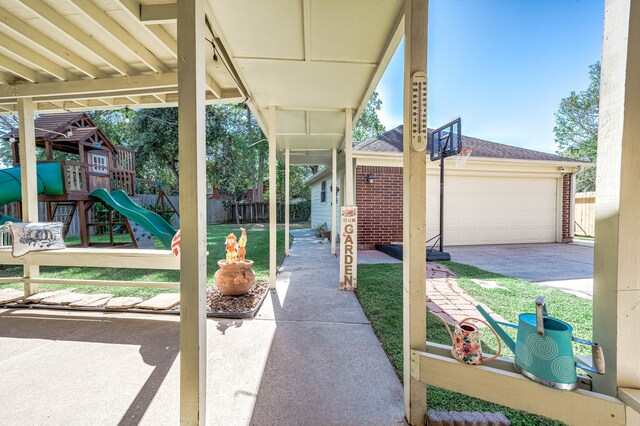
[112,0,177,25]
[19,0,136,76]
[0,32,74,81]
[69,0,170,74]
[0,9,108,79]
[1,73,178,100]
[0,53,48,83]
[141,3,177,24]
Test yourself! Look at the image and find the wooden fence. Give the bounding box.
[574,192,595,237]
[227,201,311,223]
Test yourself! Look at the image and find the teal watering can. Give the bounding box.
[477,296,605,390]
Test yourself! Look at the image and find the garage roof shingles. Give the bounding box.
[353,125,583,163]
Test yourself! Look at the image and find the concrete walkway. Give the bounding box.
[0,230,403,425]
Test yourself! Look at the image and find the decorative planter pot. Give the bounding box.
[214,259,256,296]
[321,230,331,241]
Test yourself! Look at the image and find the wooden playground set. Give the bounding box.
[0,112,177,249]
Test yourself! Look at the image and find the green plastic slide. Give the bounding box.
[0,162,65,222]
[89,188,177,249]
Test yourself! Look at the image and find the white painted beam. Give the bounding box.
[593,0,640,396]
[285,148,290,256]
[344,109,354,205]
[403,0,428,424]
[1,73,178,100]
[17,97,39,296]
[19,0,136,76]
[412,351,625,425]
[141,3,178,24]
[269,105,277,289]
[0,32,74,82]
[110,0,178,59]
[0,9,108,79]
[177,0,207,423]
[69,0,170,74]
[0,53,47,83]
[331,147,337,255]
[206,74,222,98]
[147,25,178,57]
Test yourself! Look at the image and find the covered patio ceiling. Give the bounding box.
[0,0,404,166]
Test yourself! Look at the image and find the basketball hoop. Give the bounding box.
[452,147,472,168]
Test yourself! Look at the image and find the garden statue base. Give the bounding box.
[215,259,256,296]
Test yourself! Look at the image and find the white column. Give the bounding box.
[285,148,290,256]
[177,0,207,423]
[17,97,39,296]
[403,0,428,424]
[593,0,640,396]
[269,105,277,289]
[344,109,354,206]
[331,147,337,255]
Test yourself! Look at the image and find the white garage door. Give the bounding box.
[426,174,558,245]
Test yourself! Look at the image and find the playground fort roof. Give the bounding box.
[2,112,118,154]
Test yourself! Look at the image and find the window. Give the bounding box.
[320,181,327,203]
[90,153,109,174]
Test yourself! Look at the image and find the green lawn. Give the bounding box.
[1,223,288,298]
[357,261,593,426]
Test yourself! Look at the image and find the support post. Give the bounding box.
[178,0,207,423]
[402,0,428,424]
[285,148,290,256]
[269,105,277,289]
[331,148,337,255]
[78,201,89,248]
[17,97,39,296]
[344,109,354,206]
[593,0,640,395]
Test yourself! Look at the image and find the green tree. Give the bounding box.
[0,115,18,167]
[353,90,386,141]
[554,62,600,192]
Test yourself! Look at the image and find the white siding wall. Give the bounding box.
[310,177,341,230]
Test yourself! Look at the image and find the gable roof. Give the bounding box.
[2,112,118,154]
[353,125,584,163]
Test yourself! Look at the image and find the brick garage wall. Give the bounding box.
[562,173,573,243]
[356,165,403,247]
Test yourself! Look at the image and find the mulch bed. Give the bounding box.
[206,281,269,318]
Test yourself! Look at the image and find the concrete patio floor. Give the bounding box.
[446,242,594,298]
[0,229,403,425]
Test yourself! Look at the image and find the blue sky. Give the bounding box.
[375,0,604,154]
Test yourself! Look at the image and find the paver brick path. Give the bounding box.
[426,263,505,325]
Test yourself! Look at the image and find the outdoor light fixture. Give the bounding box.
[367,173,376,184]
[212,49,220,68]
[124,107,130,124]
[8,135,15,143]
[330,184,340,193]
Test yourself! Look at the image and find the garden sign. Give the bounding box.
[339,206,357,291]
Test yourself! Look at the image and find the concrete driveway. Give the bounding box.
[446,241,594,298]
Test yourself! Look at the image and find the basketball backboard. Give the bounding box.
[430,118,462,161]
